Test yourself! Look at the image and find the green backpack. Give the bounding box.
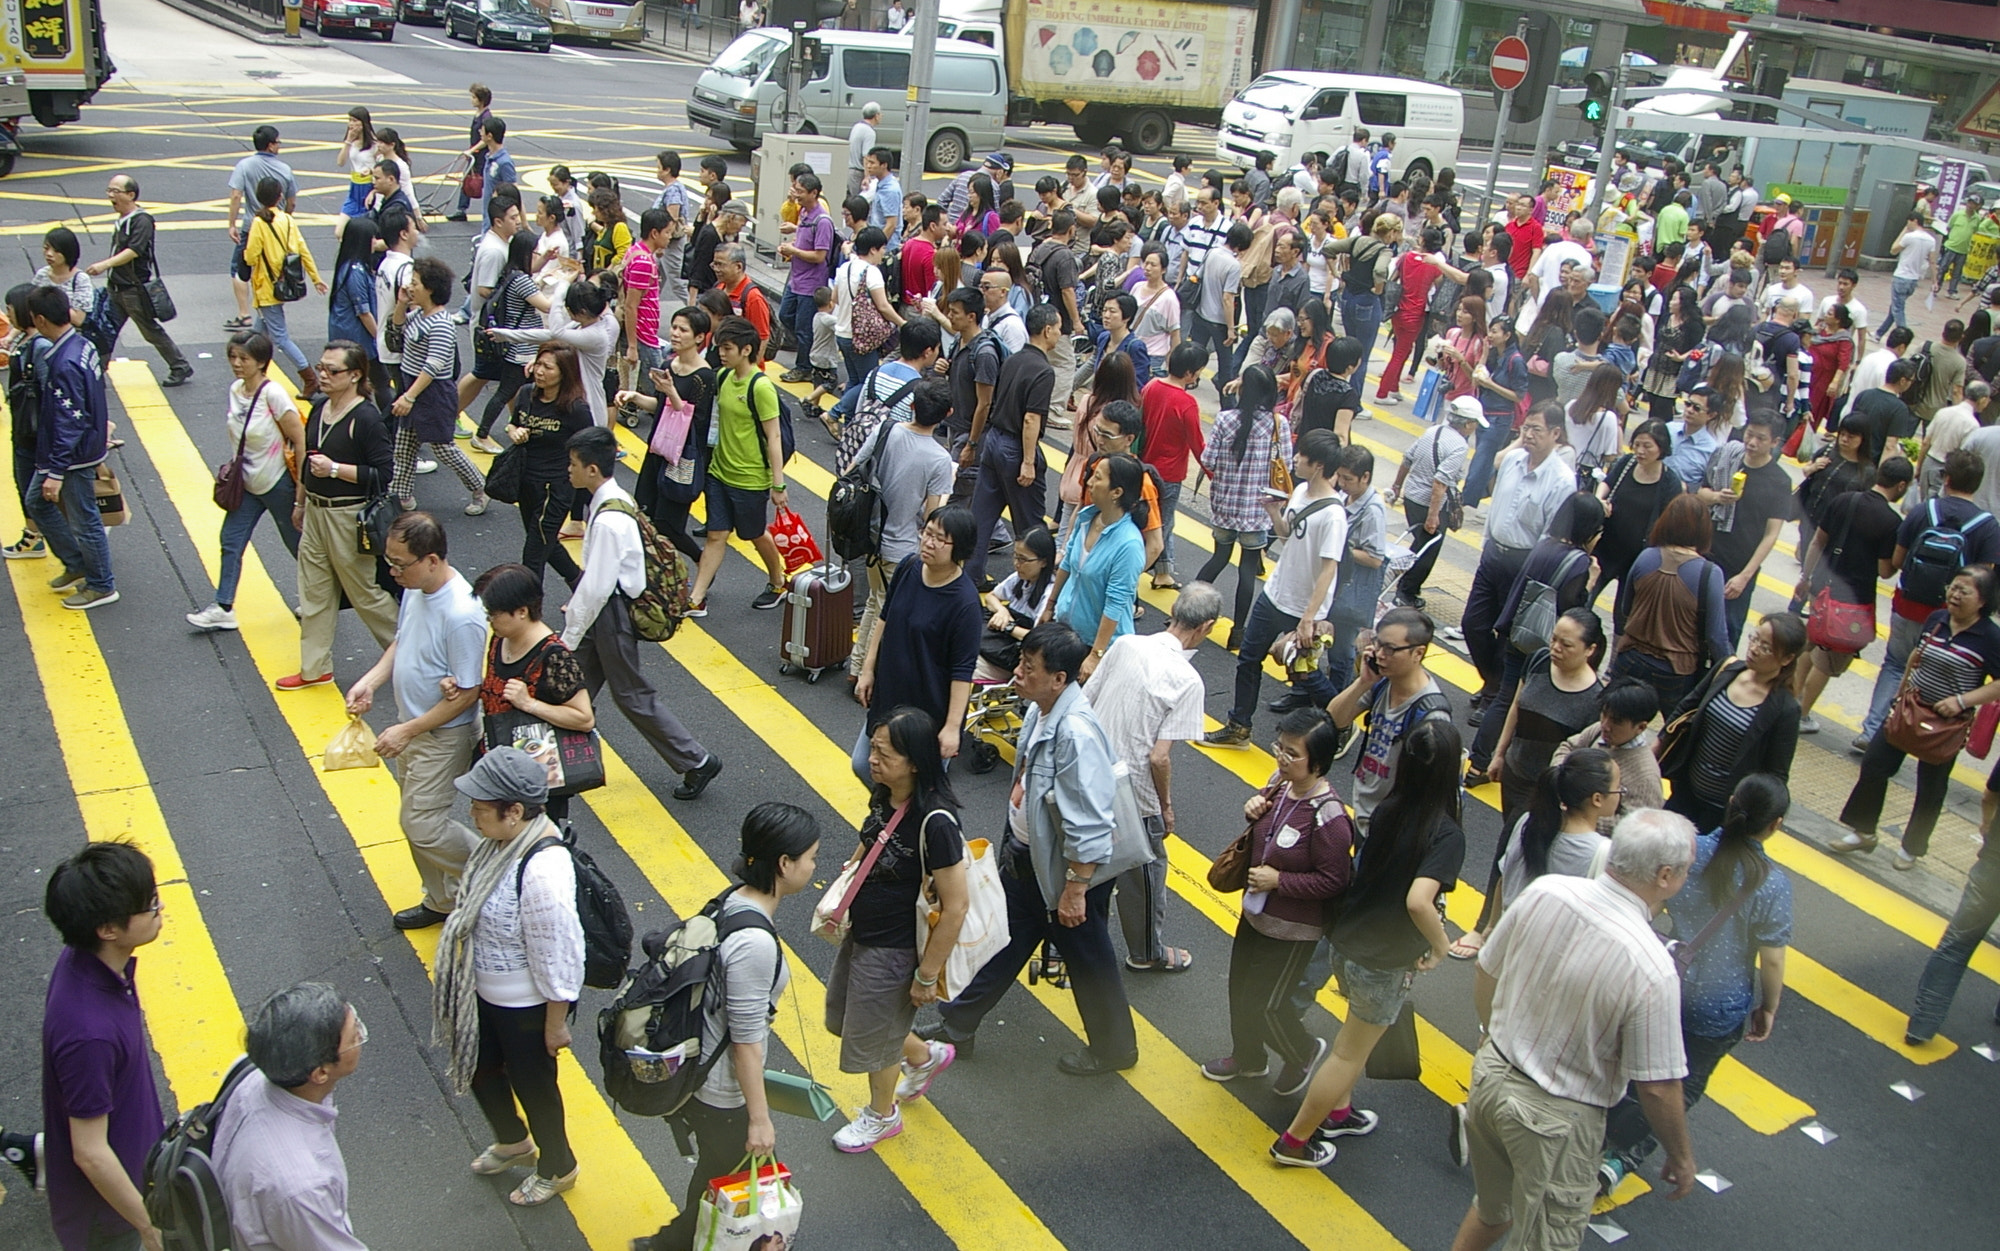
[599,498,692,642]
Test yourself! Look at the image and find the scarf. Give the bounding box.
[433,814,554,1093]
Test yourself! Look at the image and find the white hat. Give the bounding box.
[1447,395,1489,427]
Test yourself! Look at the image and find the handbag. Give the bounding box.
[810,803,910,945]
[483,707,604,798]
[1805,502,1874,655]
[460,168,484,201]
[916,826,1011,998]
[1884,639,1976,765]
[1098,760,1159,883]
[648,374,701,464]
[768,506,822,578]
[848,263,895,355]
[213,381,270,512]
[691,1156,803,1251]
[761,1069,837,1121]
[94,463,129,526]
[1411,364,1447,425]
[357,494,399,556]
[143,277,177,323]
[1364,1001,1421,1081]
[482,440,526,505]
[1655,658,1738,781]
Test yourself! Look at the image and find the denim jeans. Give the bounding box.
[1461,415,1516,509]
[27,468,113,592]
[1152,479,1184,577]
[1191,315,1235,394]
[254,301,312,372]
[216,474,300,608]
[779,289,815,366]
[1908,844,2000,1041]
[1939,249,1969,296]
[1602,1023,1743,1168]
[1861,613,1928,740]
[1228,592,1336,730]
[1338,292,1383,382]
[1880,276,1919,336]
[836,335,879,390]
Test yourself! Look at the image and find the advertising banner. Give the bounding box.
[2,0,89,79]
[1933,158,1970,224]
[1544,165,1594,218]
[1008,0,1255,107]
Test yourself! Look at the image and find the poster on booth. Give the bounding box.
[1008,0,1256,107]
[1544,166,1594,218]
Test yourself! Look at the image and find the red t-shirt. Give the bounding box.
[1139,377,1205,483]
[723,275,772,344]
[1504,218,1541,279]
[623,242,660,348]
[901,237,937,303]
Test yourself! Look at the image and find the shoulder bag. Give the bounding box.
[1806,499,1876,655]
[119,212,177,322]
[1665,877,1760,976]
[483,439,526,505]
[1207,782,1280,892]
[848,262,895,355]
[481,637,603,798]
[914,810,1011,999]
[1884,637,1976,764]
[811,803,910,945]
[213,381,271,512]
[1656,658,1741,781]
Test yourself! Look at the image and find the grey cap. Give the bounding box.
[719,199,751,218]
[454,747,549,805]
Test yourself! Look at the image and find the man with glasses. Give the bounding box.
[977,267,1027,355]
[1462,406,1576,720]
[212,983,369,1251]
[37,841,168,1251]
[343,511,483,931]
[1326,606,1454,834]
[85,174,192,387]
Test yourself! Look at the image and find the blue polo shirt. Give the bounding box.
[42,947,165,1251]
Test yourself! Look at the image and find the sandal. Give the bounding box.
[1127,947,1194,973]
[1447,932,1486,961]
[221,315,251,330]
[1151,577,1182,592]
[471,1142,537,1175]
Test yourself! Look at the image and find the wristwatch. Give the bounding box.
[1064,868,1093,884]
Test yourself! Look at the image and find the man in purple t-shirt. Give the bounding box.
[40,841,167,1251]
[778,171,834,380]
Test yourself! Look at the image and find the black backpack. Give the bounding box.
[517,824,635,990]
[597,888,778,1120]
[143,1057,259,1251]
[7,338,42,441]
[750,372,798,469]
[1908,341,1936,400]
[827,415,897,561]
[1902,500,1994,606]
[1758,227,1793,266]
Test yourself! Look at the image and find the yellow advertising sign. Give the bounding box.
[3,0,90,80]
[1007,0,1255,108]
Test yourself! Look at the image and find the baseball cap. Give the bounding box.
[1447,395,1488,427]
[983,152,1013,173]
[719,199,750,218]
[454,747,550,806]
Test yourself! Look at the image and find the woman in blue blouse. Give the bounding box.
[1047,452,1150,681]
[326,216,379,354]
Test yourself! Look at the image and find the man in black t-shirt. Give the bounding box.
[86,174,192,386]
[1696,412,1790,646]
[1848,358,1920,464]
[966,305,1058,585]
[1794,457,1911,733]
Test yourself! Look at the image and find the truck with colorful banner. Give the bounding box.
[0,0,115,169]
[920,0,1255,154]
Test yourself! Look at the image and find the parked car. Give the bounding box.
[304,0,396,38]
[400,0,448,23]
[444,0,552,50]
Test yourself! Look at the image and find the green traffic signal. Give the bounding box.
[1581,98,1605,123]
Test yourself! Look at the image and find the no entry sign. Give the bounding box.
[1490,36,1530,92]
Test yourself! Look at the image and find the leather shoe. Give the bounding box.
[673,754,723,800]
[914,1020,972,1059]
[1058,1049,1136,1077]
[392,903,449,930]
[1267,690,1314,714]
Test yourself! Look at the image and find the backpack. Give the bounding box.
[1902,500,1993,605]
[835,368,920,477]
[7,337,42,440]
[1675,341,1715,394]
[751,371,798,468]
[517,824,635,990]
[1509,548,1590,654]
[1029,238,1070,306]
[597,887,779,1120]
[254,216,308,303]
[142,1057,259,1251]
[1908,341,1936,400]
[1359,679,1453,760]
[598,497,692,641]
[1758,226,1793,266]
[1327,147,1351,190]
[827,415,897,561]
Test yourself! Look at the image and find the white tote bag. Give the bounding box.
[916,815,1011,999]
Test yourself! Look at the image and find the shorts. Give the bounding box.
[1209,525,1269,551]
[1464,1044,1603,1246]
[230,235,251,282]
[1813,644,1859,678]
[824,940,919,1073]
[1331,951,1415,1027]
[703,479,770,541]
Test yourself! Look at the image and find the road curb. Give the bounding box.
[154,0,329,46]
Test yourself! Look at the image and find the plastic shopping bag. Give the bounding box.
[324,717,381,771]
[693,1156,803,1251]
[768,506,823,579]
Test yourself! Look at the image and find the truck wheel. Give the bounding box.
[0,153,15,179]
[925,129,968,174]
[1125,110,1174,156]
[1405,158,1433,183]
[1074,117,1116,148]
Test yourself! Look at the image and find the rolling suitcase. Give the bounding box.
[779,560,853,683]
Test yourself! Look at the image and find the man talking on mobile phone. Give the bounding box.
[1326,606,1453,837]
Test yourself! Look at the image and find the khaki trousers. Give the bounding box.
[297,496,400,680]
[393,721,478,912]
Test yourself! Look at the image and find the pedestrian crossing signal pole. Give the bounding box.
[903,0,939,177]
[1586,65,1627,220]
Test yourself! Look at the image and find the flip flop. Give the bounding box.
[1127,947,1194,973]
[1447,933,1485,961]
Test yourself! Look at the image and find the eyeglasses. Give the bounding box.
[342,1011,369,1053]
[384,555,422,573]
[1271,742,1305,761]
[144,894,163,915]
[1092,425,1128,441]
[1374,640,1424,656]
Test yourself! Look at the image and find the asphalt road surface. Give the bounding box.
[0,3,1996,1249]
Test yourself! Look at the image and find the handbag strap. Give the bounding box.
[1676,877,1759,967]
[835,802,911,915]
[229,380,267,469]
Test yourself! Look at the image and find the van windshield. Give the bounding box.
[713,31,788,82]
[1237,78,1312,114]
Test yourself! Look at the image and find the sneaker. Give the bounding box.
[914,1019,973,1060]
[1332,724,1360,762]
[3,531,45,559]
[1446,1102,1469,1168]
[896,1040,956,1102]
[469,435,506,455]
[1269,1137,1336,1168]
[185,603,239,632]
[162,368,195,388]
[1798,714,1821,734]
[832,1105,904,1154]
[684,599,709,619]
[62,587,119,610]
[1894,849,1920,871]
[464,493,490,517]
[444,212,468,222]
[508,1167,578,1206]
[752,585,785,610]
[780,365,814,383]
[275,672,335,691]
[1597,1153,1629,1197]
[1439,624,1465,642]
[450,310,470,326]
[415,457,439,475]
[1200,1055,1270,1083]
[455,413,478,438]
[48,567,85,592]
[1202,721,1252,747]
[1,1130,43,1192]
[1272,1037,1329,1097]
[1380,392,1405,405]
[1313,1107,1379,1140]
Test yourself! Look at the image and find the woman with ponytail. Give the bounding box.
[1496,748,1622,909]
[1598,773,1792,1194]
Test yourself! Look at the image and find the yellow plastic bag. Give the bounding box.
[324,717,380,771]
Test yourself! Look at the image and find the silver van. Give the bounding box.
[688,28,1012,173]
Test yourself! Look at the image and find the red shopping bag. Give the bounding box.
[1970,701,2000,759]
[769,506,822,578]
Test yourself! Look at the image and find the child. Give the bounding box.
[805,285,840,404]
[1605,314,1642,383]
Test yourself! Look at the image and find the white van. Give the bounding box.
[688,28,1011,173]
[1218,73,1464,184]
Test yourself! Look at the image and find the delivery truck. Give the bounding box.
[0,0,115,171]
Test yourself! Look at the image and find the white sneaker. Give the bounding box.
[415,457,439,474]
[832,1104,903,1153]
[185,603,239,632]
[896,1040,956,1102]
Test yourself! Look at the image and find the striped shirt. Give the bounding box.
[1181,211,1230,284]
[397,308,458,382]
[1909,612,2000,707]
[1480,873,1686,1107]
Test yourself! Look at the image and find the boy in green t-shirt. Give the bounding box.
[690,315,791,612]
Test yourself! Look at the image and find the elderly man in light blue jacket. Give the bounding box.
[916,621,1140,1076]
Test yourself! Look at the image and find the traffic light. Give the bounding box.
[1582,71,1611,135]
[766,0,846,27]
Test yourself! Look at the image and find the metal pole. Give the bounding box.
[1479,18,1529,230]
[903,0,939,176]
[1527,82,1560,195]
[783,21,806,135]
[1587,64,1626,220]
[1825,142,1871,282]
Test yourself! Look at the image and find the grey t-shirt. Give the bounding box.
[876,419,955,564]
[228,152,298,205]
[1197,246,1242,324]
[1499,824,1606,906]
[1351,678,1451,825]
[698,894,787,1109]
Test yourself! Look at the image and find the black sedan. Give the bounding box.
[444,0,553,51]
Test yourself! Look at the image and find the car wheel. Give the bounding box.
[475,24,487,46]
[0,153,16,179]
[925,128,968,174]
[380,24,393,40]
[1074,116,1116,148]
